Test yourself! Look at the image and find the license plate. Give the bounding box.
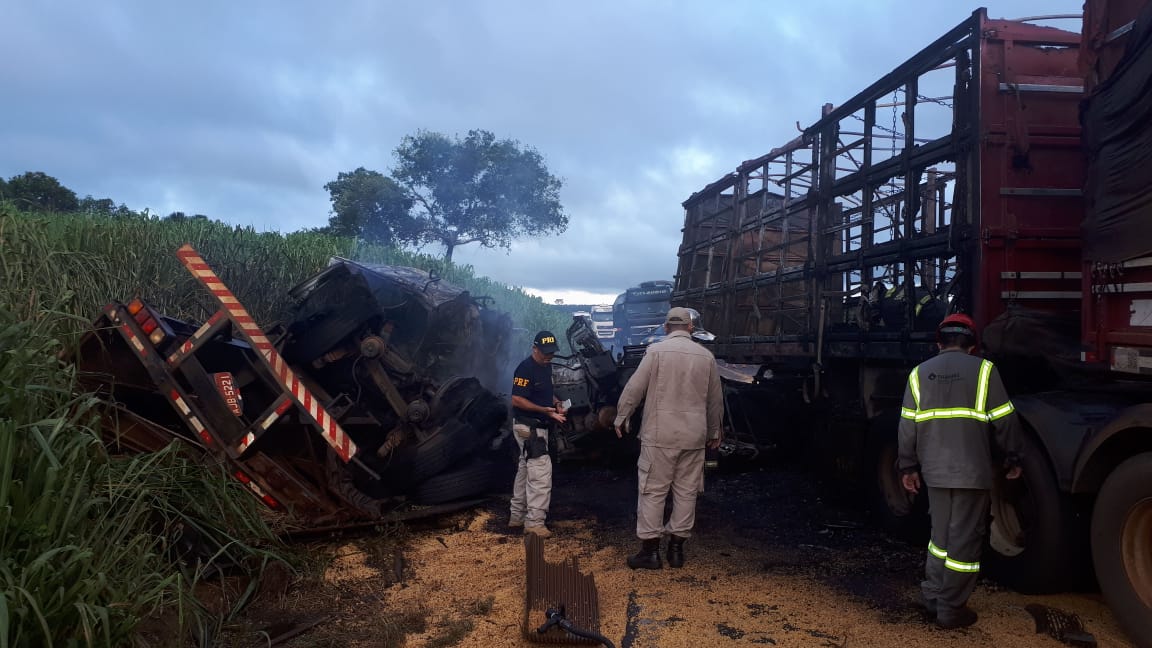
[213,372,244,417]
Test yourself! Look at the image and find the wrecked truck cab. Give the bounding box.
[552,312,772,464]
[546,316,624,457]
[281,258,512,389]
[70,247,514,529]
[277,257,513,496]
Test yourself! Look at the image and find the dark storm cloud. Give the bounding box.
[0,0,1082,294]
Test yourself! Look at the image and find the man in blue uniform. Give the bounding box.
[508,331,566,537]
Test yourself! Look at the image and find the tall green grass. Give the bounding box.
[0,307,285,646]
[0,204,570,645]
[1,207,568,347]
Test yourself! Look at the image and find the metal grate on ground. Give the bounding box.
[522,534,602,644]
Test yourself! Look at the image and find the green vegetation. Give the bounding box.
[3,205,568,347]
[326,128,568,261]
[0,203,570,645]
[0,299,283,646]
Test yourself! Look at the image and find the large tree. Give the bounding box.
[323,167,416,245]
[5,171,79,212]
[391,129,567,262]
[78,195,118,215]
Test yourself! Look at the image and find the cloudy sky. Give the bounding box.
[1,0,1082,304]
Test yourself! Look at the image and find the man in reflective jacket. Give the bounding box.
[897,313,1023,629]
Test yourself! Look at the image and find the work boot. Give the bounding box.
[626,539,662,570]
[936,606,978,630]
[667,535,686,569]
[914,592,937,615]
[508,518,524,528]
[524,525,552,538]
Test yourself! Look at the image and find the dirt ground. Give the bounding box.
[236,459,1134,648]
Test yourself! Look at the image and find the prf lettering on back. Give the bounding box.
[540,336,555,344]
[514,377,531,387]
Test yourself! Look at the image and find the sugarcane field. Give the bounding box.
[3,1,1152,647]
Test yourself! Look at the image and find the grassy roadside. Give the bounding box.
[0,204,569,645]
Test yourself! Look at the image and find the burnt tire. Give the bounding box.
[386,419,490,485]
[412,459,497,505]
[985,431,1080,593]
[1090,452,1152,647]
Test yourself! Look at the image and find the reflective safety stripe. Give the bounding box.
[908,369,921,409]
[912,408,990,422]
[928,541,948,559]
[915,294,933,317]
[945,557,981,573]
[976,360,993,411]
[987,402,1015,420]
[907,359,1016,424]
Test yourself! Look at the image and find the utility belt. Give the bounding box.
[513,416,552,459]
[513,416,553,430]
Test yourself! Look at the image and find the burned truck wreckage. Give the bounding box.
[554,314,767,464]
[69,245,768,529]
[72,247,517,528]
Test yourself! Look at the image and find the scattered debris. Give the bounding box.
[1025,604,1097,647]
[822,521,865,530]
[392,552,406,584]
[745,603,780,618]
[256,614,329,646]
[717,623,747,639]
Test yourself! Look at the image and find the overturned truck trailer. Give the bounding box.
[674,7,1152,645]
[72,245,515,529]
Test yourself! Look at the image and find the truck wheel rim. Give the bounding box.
[989,482,1031,557]
[1121,496,1152,609]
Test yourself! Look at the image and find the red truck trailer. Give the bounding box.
[671,6,1152,644]
[1077,1,1152,643]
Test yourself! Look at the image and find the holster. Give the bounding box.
[524,432,549,459]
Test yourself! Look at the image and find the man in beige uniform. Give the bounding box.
[615,307,724,569]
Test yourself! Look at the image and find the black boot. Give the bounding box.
[626,539,662,570]
[936,606,978,630]
[667,535,686,568]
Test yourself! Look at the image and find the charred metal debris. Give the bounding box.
[71,248,516,530]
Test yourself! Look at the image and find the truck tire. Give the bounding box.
[871,437,928,542]
[866,413,928,542]
[412,459,496,504]
[1090,452,1152,647]
[985,431,1079,593]
[387,419,490,484]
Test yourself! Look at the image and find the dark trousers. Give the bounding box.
[923,487,989,618]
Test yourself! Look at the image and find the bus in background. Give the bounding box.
[613,280,673,347]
